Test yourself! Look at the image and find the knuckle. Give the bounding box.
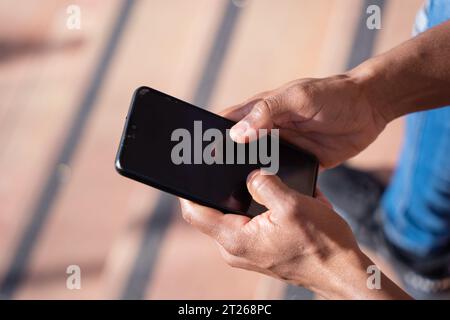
[225,242,246,257]
[181,209,192,224]
[263,96,280,112]
[181,208,192,224]
[257,258,276,271]
[254,96,279,117]
[222,234,248,257]
[251,174,272,195]
[289,83,315,102]
[253,100,270,118]
[280,193,301,213]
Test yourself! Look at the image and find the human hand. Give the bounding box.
[222,74,388,168]
[179,170,389,299]
[180,170,411,299]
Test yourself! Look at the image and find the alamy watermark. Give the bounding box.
[170,121,280,175]
[66,265,81,290]
[66,4,81,30]
[367,265,381,290]
[366,4,382,30]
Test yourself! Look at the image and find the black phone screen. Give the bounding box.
[115,87,318,216]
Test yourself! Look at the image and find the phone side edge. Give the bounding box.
[114,86,150,175]
[310,158,319,197]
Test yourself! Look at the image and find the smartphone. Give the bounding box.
[115,86,318,217]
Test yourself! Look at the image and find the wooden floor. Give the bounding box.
[0,0,423,299]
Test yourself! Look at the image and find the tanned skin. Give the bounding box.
[180,21,450,300]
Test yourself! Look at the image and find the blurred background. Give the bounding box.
[0,0,424,299]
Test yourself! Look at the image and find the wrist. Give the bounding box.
[306,248,411,300]
[346,57,405,124]
[308,248,373,299]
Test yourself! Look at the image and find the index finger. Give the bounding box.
[179,198,250,241]
[218,101,255,121]
[218,91,270,121]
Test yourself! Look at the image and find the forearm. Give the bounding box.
[349,20,450,122]
[309,249,412,300]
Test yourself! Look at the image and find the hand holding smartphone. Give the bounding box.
[115,87,318,216]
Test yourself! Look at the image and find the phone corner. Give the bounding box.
[134,86,151,96]
[114,156,125,176]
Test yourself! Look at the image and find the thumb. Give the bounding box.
[246,170,296,212]
[230,97,281,143]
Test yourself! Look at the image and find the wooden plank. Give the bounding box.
[148,216,262,299]
[0,0,117,292]
[15,0,227,299]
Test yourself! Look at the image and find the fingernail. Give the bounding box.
[246,170,260,184]
[230,121,249,140]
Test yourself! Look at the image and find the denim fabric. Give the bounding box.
[382,0,450,256]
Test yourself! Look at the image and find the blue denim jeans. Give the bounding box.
[382,0,450,257]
